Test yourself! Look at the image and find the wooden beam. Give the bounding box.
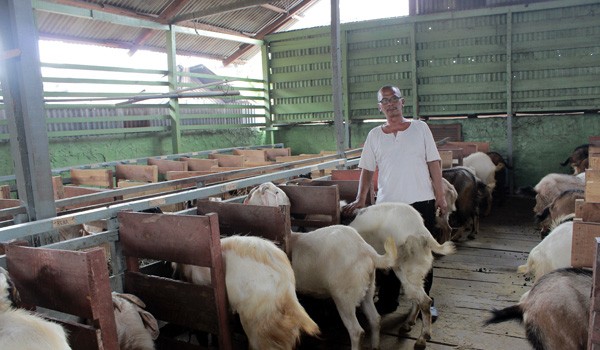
[46,0,161,23]
[261,3,286,13]
[157,0,190,20]
[37,32,227,60]
[222,0,315,66]
[172,0,273,23]
[261,3,303,20]
[127,0,190,56]
[35,0,259,47]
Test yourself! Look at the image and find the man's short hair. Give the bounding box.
[377,85,402,101]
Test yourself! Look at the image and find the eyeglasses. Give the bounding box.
[378,95,401,104]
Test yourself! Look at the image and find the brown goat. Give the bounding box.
[442,167,487,241]
[435,178,458,243]
[537,188,584,238]
[486,152,509,206]
[485,268,591,350]
[560,144,589,175]
[532,173,584,218]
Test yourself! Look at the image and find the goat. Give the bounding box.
[244,182,290,206]
[532,173,584,218]
[442,167,487,241]
[435,177,458,243]
[0,267,72,350]
[290,225,397,350]
[112,292,159,350]
[517,214,574,282]
[486,151,509,206]
[536,189,584,239]
[463,152,497,216]
[172,235,319,350]
[561,144,589,175]
[243,182,396,349]
[485,267,591,350]
[348,202,456,348]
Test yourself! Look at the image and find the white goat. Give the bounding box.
[173,235,319,350]
[112,292,159,350]
[349,202,456,348]
[244,182,290,206]
[244,182,398,349]
[486,267,591,350]
[290,225,397,350]
[0,267,72,350]
[463,152,497,216]
[517,214,574,282]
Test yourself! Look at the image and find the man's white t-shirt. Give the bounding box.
[358,120,441,205]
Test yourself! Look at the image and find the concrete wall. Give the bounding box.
[1,113,596,189]
[0,128,265,176]
[275,113,599,188]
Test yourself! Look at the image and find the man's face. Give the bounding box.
[378,88,403,117]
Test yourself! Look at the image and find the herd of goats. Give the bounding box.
[0,143,593,350]
[485,143,591,350]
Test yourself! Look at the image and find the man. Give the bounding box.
[343,85,447,318]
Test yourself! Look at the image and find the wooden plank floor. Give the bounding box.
[298,196,541,350]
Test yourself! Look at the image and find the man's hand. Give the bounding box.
[436,196,448,217]
[342,199,365,217]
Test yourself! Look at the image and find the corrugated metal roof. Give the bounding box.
[32,0,553,65]
[33,0,318,65]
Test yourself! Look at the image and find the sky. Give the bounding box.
[38,0,409,78]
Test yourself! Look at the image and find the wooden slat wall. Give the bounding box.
[5,246,119,350]
[589,138,600,348]
[572,137,600,268]
[265,0,600,122]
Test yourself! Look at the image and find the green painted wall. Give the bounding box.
[1,114,597,189]
[0,128,265,176]
[275,113,600,188]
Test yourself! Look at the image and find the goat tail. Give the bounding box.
[295,304,320,337]
[484,305,523,326]
[251,292,320,349]
[517,263,530,274]
[427,233,456,256]
[373,236,398,269]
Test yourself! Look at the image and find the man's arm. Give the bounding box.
[342,168,374,215]
[428,160,448,216]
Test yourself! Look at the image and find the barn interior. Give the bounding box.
[1,0,600,349]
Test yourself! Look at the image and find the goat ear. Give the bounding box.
[112,296,123,313]
[115,293,147,309]
[139,310,160,340]
[244,187,257,204]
